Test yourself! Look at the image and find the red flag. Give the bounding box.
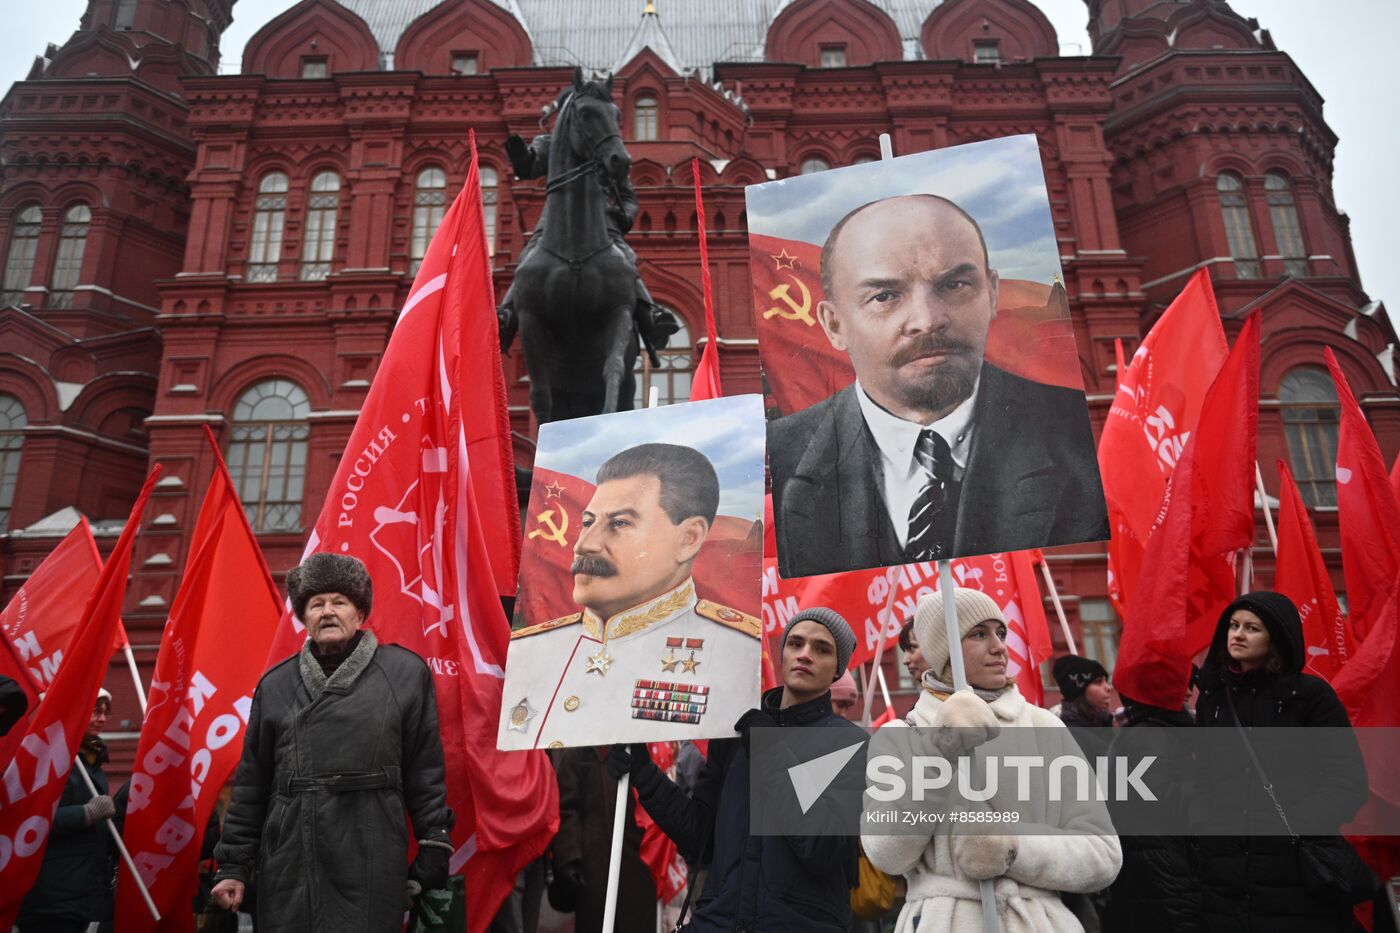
[1390,450,1400,510]
[262,137,556,931]
[1,519,105,693]
[1097,269,1227,615]
[748,233,1083,417]
[114,433,282,933]
[1324,348,1400,641]
[690,159,722,402]
[0,468,157,930]
[1114,312,1259,709]
[1273,459,1354,681]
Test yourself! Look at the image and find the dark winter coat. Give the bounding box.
[550,747,656,933]
[1193,592,1369,933]
[17,738,124,924]
[1101,702,1201,933]
[633,687,865,933]
[213,631,453,933]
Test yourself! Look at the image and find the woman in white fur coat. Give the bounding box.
[862,588,1122,933]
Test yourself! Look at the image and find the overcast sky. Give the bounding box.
[4,0,1395,319]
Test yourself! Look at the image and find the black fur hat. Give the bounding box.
[286,553,373,622]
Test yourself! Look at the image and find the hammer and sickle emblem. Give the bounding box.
[528,505,569,546]
[762,276,815,326]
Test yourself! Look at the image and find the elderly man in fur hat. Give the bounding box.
[209,553,454,932]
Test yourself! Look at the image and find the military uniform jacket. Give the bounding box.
[498,578,760,750]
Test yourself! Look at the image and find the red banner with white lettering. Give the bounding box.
[0,468,157,930]
[761,552,1051,704]
[1,519,106,694]
[1274,459,1354,681]
[1097,269,1227,615]
[114,438,281,933]
[261,138,555,931]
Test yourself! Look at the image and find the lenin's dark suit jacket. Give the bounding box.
[768,362,1109,578]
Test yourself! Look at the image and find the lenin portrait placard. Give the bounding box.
[748,135,1109,579]
[497,395,766,750]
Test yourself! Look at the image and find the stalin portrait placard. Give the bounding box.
[747,135,1109,579]
[497,395,766,750]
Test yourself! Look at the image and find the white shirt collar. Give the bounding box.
[854,380,978,473]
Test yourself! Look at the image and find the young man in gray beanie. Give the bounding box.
[608,606,866,932]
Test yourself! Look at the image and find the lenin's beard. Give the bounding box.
[887,336,980,416]
[571,554,618,577]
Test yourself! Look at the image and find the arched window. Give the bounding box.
[481,166,498,257]
[411,166,447,274]
[49,204,91,309]
[1266,172,1307,277]
[1280,367,1340,508]
[113,0,136,29]
[249,172,288,283]
[300,170,339,281]
[228,379,310,533]
[1217,172,1260,279]
[634,95,659,141]
[0,394,26,533]
[633,312,692,406]
[800,156,830,175]
[2,205,42,305]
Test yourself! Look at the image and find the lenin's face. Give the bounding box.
[818,197,999,424]
[572,473,708,621]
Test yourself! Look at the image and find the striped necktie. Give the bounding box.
[906,428,955,561]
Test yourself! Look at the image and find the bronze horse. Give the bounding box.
[510,72,640,423]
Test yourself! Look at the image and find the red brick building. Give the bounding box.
[1,0,1394,739]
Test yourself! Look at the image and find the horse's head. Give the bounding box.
[564,68,630,183]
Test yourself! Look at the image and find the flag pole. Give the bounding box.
[860,570,902,728]
[1254,462,1278,553]
[76,755,160,921]
[1036,558,1078,656]
[875,664,894,712]
[121,640,147,716]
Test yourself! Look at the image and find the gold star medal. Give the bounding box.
[661,649,680,673]
[681,650,701,674]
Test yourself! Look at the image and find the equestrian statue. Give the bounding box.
[498,69,678,423]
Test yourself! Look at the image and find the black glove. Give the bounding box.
[505,135,531,178]
[408,840,451,894]
[605,743,651,782]
[547,858,584,913]
[735,709,778,754]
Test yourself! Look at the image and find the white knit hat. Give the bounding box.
[914,589,1005,682]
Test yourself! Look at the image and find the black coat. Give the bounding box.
[1101,703,1201,933]
[18,739,124,924]
[633,688,864,933]
[768,363,1108,578]
[1193,592,1368,933]
[213,632,453,933]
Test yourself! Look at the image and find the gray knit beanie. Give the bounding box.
[782,607,857,679]
[914,589,1005,683]
[287,553,373,622]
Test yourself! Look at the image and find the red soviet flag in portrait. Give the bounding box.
[262,137,556,931]
[115,434,282,933]
[1324,348,1400,642]
[0,468,157,931]
[690,158,723,403]
[1114,312,1259,709]
[1,518,106,693]
[1097,268,1227,615]
[1274,458,1354,682]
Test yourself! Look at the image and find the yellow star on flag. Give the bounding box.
[771,249,798,271]
[544,480,565,499]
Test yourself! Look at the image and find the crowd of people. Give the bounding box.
[2,552,1384,933]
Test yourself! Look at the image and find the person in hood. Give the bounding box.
[607,606,866,933]
[1193,591,1369,933]
[862,589,1121,933]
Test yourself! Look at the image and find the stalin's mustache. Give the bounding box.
[571,554,619,577]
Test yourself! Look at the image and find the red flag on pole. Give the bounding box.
[1114,312,1259,709]
[1273,458,1355,681]
[1097,269,1228,616]
[1390,450,1400,510]
[114,432,282,933]
[0,468,157,930]
[1323,348,1400,641]
[1,519,106,693]
[261,135,556,930]
[690,158,722,402]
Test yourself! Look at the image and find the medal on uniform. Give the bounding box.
[664,636,703,676]
[507,697,537,733]
[586,648,614,676]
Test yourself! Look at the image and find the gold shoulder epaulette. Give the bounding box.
[510,612,583,639]
[696,600,762,638]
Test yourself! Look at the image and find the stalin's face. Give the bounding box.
[572,473,709,621]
